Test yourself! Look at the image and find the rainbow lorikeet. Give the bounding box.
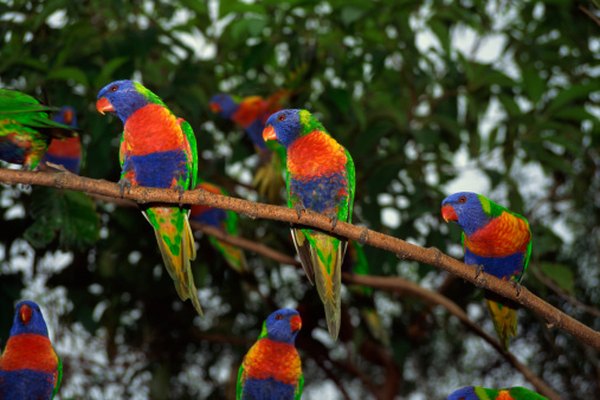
[0,301,62,400]
[447,386,548,400]
[96,80,202,315]
[237,308,303,400]
[190,181,247,273]
[263,109,355,340]
[441,192,532,349]
[210,91,289,201]
[40,106,81,173]
[0,89,76,170]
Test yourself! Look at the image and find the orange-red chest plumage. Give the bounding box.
[287,131,347,180]
[242,338,301,386]
[464,212,531,258]
[122,104,185,156]
[0,334,58,374]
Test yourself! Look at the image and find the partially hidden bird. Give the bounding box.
[40,106,81,173]
[237,308,303,400]
[210,91,289,200]
[0,300,62,400]
[190,181,247,273]
[441,192,532,349]
[263,109,355,340]
[96,79,202,314]
[0,89,76,170]
[447,386,548,400]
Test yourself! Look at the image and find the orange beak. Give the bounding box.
[96,97,115,115]
[19,304,32,324]
[290,314,302,332]
[441,205,458,222]
[262,125,276,142]
[63,109,73,125]
[209,102,221,113]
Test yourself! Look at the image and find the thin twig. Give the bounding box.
[579,4,600,27]
[0,169,598,352]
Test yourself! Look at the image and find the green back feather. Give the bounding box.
[179,119,198,189]
[0,89,76,132]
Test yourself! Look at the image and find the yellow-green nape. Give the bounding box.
[258,320,268,339]
[477,194,492,215]
[299,109,312,126]
[133,81,164,105]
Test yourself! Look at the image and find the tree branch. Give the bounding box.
[1,168,599,354]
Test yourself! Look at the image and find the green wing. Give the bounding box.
[0,89,75,132]
[509,386,548,400]
[179,119,198,190]
[236,361,245,400]
[294,373,304,400]
[342,148,356,224]
[51,354,63,400]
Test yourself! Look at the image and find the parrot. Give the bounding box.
[40,106,82,173]
[441,192,532,349]
[0,89,76,170]
[237,308,303,400]
[343,241,389,345]
[447,386,548,400]
[190,181,247,273]
[262,109,355,340]
[209,91,289,200]
[0,300,62,400]
[96,79,202,315]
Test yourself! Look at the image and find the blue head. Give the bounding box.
[262,109,305,148]
[209,93,239,119]
[447,386,478,400]
[53,106,78,128]
[441,192,490,236]
[9,300,49,337]
[262,308,302,344]
[96,79,151,123]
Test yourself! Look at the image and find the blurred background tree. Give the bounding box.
[0,0,598,398]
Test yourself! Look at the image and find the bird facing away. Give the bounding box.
[96,79,202,315]
[0,300,62,400]
[263,109,355,340]
[0,89,76,170]
[40,106,81,173]
[441,192,532,349]
[190,181,248,273]
[447,386,548,400]
[210,91,289,200]
[237,308,303,400]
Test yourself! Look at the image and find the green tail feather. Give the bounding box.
[486,298,517,349]
[145,207,202,315]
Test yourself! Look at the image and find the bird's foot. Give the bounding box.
[474,264,485,279]
[328,214,339,231]
[512,280,522,297]
[294,203,305,220]
[359,227,370,245]
[118,178,132,198]
[174,184,186,206]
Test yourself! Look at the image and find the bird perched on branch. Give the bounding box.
[0,300,62,400]
[190,181,247,273]
[447,386,548,400]
[237,308,303,400]
[263,109,355,340]
[210,91,289,201]
[0,89,76,170]
[40,106,81,173]
[96,79,202,315]
[441,192,532,349]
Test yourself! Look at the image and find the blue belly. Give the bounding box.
[0,137,26,164]
[242,378,295,400]
[0,369,55,400]
[190,207,225,227]
[124,150,189,188]
[290,173,346,214]
[464,249,525,280]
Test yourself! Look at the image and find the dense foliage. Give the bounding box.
[0,1,598,399]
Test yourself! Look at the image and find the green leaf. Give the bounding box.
[47,67,89,87]
[521,65,546,103]
[539,262,575,295]
[546,81,600,113]
[498,94,521,116]
[341,6,365,26]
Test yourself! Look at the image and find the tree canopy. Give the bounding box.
[0,0,598,399]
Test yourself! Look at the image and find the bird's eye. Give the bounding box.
[275,314,283,320]
[277,114,286,122]
[110,85,118,92]
[458,196,467,204]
